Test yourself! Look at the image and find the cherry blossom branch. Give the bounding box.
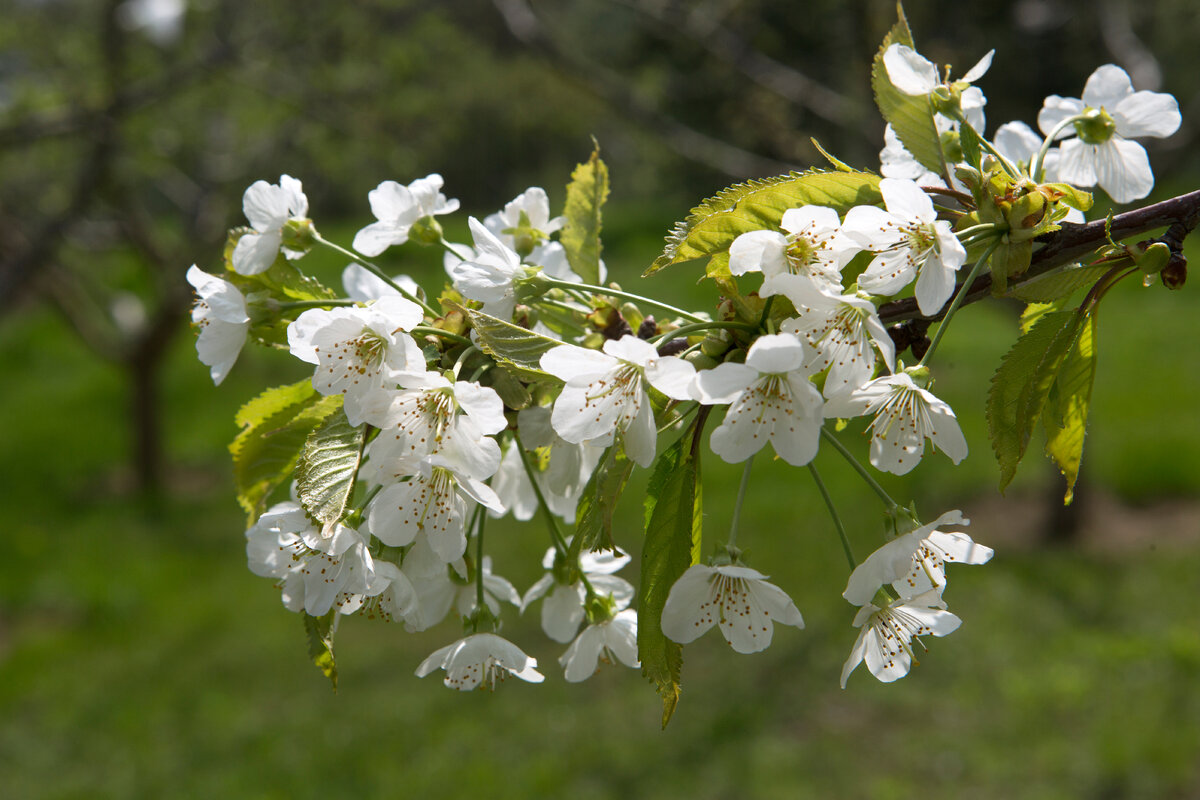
[879,187,1200,325]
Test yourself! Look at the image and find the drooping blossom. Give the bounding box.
[353,174,458,256]
[661,563,804,654]
[840,590,961,687]
[560,609,640,682]
[416,633,544,691]
[186,266,250,385]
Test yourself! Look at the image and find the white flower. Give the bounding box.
[841,178,967,316]
[484,186,566,242]
[364,375,506,473]
[883,43,993,104]
[416,632,544,691]
[523,545,634,643]
[541,335,695,467]
[287,297,426,426]
[769,276,895,398]
[353,174,459,256]
[840,590,961,687]
[453,556,522,617]
[880,124,945,187]
[245,502,376,617]
[354,561,418,622]
[560,609,640,682]
[448,216,531,320]
[728,205,849,290]
[231,175,309,275]
[1037,65,1180,203]
[692,333,824,466]
[842,510,994,606]
[366,451,504,563]
[823,371,967,475]
[661,564,804,654]
[186,266,249,385]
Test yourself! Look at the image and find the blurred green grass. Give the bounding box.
[2,222,1199,799]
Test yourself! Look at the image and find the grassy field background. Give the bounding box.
[2,211,1199,799]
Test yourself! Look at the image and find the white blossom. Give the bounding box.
[416,633,544,691]
[560,609,640,682]
[186,266,249,385]
[523,545,634,643]
[840,590,961,687]
[454,557,522,618]
[728,205,849,290]
[883,44,993,103]
[769,276,895,398]
[692,333,824,466]
[353,174,459,256]
[841,178,967,316]
[661,564,804,654]
[843,510,994,606]
[447,216,531,320]
[823,371,968,475]
[1038,64,1180,203]
[541,335,695,467]
[231,175,309,275]
[287,297,426,426]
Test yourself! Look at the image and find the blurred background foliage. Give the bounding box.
[2,0,1200,797]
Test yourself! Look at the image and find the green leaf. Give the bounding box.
[646,170,882,277]
[1007,264,1111,304]
[304,611,338,691]
[560,144,609,286]
[570,445,634,559]
[1044,314,1098,504]
[295,410,366,526]
[870,6,945,177]
[987,310,1084,490]
[639,436,702,728]
[224,233,338,304]
[462,306,561,381]
[959,121,982,169]
[229,382,343,522]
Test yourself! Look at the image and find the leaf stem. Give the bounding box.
[1031,116,1078,182]
[542,277,706,323]
[819,426,898,511]
[918,237,1002,367]
[650,320,757,346]
[473,505,487,612]
[410,325,472,347]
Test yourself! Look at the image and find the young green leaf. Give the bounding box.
[295,410,367,525]
[870,6,946,177]
[304,610,338,691]
[987,310,1084,490]
[639,436,702,728]
[1007,264,1111,304]
[560,145,609,286]
[1044,314,1098,504]
[647,170,882,277]
[230,381,343,522]
[570,445,633,558]
[462,306,561,381]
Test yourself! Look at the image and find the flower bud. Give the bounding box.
[1161,253,1187,290]
[684,351,719,371]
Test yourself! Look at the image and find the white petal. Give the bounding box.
[1038,95,1085,138]
[880,178,935,222]
[1081,64,1134,110]
[1113,91,1182,139]
[692,362,758,405]
[644,355,697,401]
[883,44,938,95]
[242,180,288,230]
[744,333,806,374]
[660,565,719,644]
[1095,138,1153,203]
[353,220,406,257]
[540,344,616,381]
[728,230,788,276]
[231,230,281,275]
[960,50,994,83]
[1054,139,1099,188]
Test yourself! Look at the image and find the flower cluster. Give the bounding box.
[185,22,1182,708]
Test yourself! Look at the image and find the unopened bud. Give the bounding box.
[1161,253,1187,290]
[684,351,718,370]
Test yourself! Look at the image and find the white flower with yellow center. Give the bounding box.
[843,510,993,606]
[560,609,640,683]
[353,174,459,256]
[823,370,967,475]
[541,335,695,468]
[841,178,967,316]
[692,333,824,466]
[416,633,544,691]
[661,564,804,654]
[840,590,961,687]
[768,275,895,398]
[728,205,849,290]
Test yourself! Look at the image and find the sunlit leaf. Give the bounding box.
[462,306,561,381]
[295,410,366,525]
[1044,314,1098,504]
[561,144,609,286]
[304,610,338,691]
[870,5,945,177]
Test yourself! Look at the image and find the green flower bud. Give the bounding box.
[684,351,719,371]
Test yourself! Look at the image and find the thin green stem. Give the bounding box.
[650,320,757,345]
[726,455,754,550]
[440,238,471,262]
[541,278,705,323]
[1031,116,1078,182]
[820,426,898,511]
[472,504,488,611]
[918,237,1002,367]
[312,232,439,318]
[808,463,856,570]
[978,136,1020,179]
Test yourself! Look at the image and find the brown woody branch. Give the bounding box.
[878,188,1200,325]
